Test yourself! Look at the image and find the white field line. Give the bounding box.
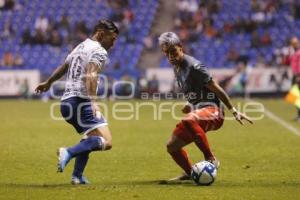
[246,99,300,137]
[264,108,300,137]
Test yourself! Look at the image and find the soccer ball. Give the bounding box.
[190,161,217,185]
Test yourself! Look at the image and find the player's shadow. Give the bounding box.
[104,179,195,186]
[0,180,193,189]
[4,179,296,188]
[0,183,74,189]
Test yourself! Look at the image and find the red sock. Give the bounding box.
[183,120,214,160]
[169,149,192,175]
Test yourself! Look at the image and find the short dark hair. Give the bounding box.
[93,19,119,35]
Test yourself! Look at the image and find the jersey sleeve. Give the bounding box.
[191,63,212,86]
[87,48,108,70]
[65,54,72,65]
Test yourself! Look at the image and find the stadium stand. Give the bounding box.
[0,0,159,78]
[160,0,300,68]
[1,0,300,75]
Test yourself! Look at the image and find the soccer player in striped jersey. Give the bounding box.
[158,32,253,182]
[35,20,119,184]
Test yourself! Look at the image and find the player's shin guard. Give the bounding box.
[169,149,192,176]
[67,136,105,157]
[182,119,214,160]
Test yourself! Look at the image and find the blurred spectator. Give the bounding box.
[0,0,14,10]
[203,18,218,38]
[22,27,33,44]
[33,28,47,44]
[73,20,89,45]
[143,35,156,51]
[260,32,272,46]
[251,10,266,25]
[14,53,24,66]
[137,75,148,94]
[112,61,121,70]
[147,75,159,95]
[0,51,14,66]
[34,15,49,33]
[49,30,63,47]
[55,15,71,42]
[210,1,221,14]
[0,0,4,9]
[285,36,300,81]
[0,20,15,40]
[290,1,300,19]
[226,47,249,65]
[0,51,23,67]
[256,55,267,68]
[123,7,134,25]
[226,48,240,62]
[284,36,300,120]
[118,74,134,97]
[251,31,260,48]
[223,22,234,34]
[18,79,30,99]
[233,15,261,34]
[250,0,261,12]
[56,15,71,32]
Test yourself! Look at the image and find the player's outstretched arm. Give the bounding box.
[35,63,69,94]
[205,79,253,125]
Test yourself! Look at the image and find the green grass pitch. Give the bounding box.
[0,99,300,200]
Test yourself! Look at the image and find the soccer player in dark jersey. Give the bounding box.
[35,20,119,184]
[158,32,253,181]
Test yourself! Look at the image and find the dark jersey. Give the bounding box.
[174,54,220,108]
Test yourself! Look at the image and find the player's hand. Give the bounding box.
[182,104,192,114]
[233,111,253,125]
[35,81,51,94]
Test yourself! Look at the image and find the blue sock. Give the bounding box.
[72,151,89,178]
[67,136,104,157]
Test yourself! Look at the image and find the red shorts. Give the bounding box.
[173,106,224,143]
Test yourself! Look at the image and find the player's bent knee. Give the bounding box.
[104,141,112,150]
[166,142,176,154]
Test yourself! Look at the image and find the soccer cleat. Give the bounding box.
[207,158,220,169]
[57,147,71,173]
[159,173,191,184]
[168,173,191,181]
[71,175,90,185]
[159,173,191,185]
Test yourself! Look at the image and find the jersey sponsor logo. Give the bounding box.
[90,53,106,62]
[193,63,205,70]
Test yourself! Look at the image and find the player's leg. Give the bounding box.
[71,139,90,184]
[190,106,224,168]
[86,125,112,150]
[166,122,194,180]
[57,133,105,173]
[64,126,112,184]
[71,151,90,184]
[58,99,110,174]
[167,135,192,177]
[181,111,215,161]
[67,125,111,157]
